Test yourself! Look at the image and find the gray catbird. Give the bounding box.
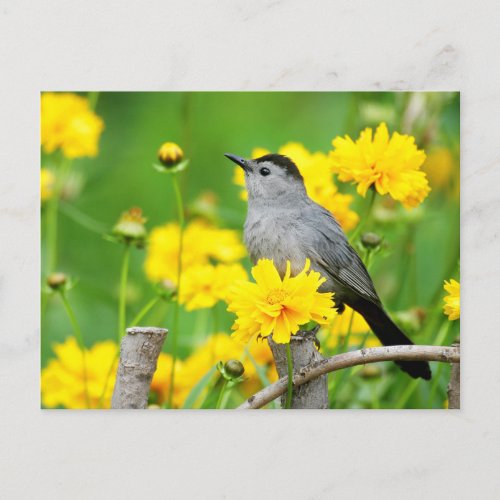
[225,152,431,380]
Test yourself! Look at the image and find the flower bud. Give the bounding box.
[47,272,67,290]
[112,207,147,246]
[158,142,184,168]
[359,365,381,379]
[224,359,245,378]
[160,279,176,294]
[187,191,218,222]
[393,308,425,334]
[361,232,382,249]
[156,279,176,300]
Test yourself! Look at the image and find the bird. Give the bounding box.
[224,152,431,380]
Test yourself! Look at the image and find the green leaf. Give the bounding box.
[182,365,217,409]
[152,159,190,174]
[200,376,226,409]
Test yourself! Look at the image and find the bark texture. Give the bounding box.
[447,341,460,409]
[239,344,460,410]
[111,327,168,409]
[268,331,328,409]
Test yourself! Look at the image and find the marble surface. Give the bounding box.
[1,0,499,498]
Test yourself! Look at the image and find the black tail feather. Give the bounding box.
[350,299,432,380]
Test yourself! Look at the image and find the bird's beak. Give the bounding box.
[224,153,248,171]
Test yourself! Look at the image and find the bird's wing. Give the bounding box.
[304,204,381,305]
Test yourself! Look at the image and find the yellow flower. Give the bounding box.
[41,168,55,202]
[252,147,272,159]
[149,353,184,407]
[422,147,456,190]
[144,219,245,284]
[205,227,247,263]
[325,305,380,349]
[41,93,104,158]
[233,144,359,231]
[330,122,430,209]
[179,263,248,311]
[443,279,460,320]
[158,142,184,167]
[41,337,118,409]
[227,258,336,344]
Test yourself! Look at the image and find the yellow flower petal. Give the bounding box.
[225,258,337,345]
[330,122,430,208]
[443,279,460,320]
[41,93,104,159]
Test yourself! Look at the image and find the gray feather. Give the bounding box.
[303,203,381,305]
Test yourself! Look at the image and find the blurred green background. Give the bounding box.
[41,91,460,409]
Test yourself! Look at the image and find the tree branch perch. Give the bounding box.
[111,326,168,409]
[268,331,328,409]
[447,341,460,409]
[238,344,460,410]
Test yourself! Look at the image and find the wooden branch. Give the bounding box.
[111,327,168,409]
[238,344,460,410]
[447,341,460,409]
[268,331,327,409]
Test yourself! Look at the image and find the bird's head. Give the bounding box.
[224,153,305,203]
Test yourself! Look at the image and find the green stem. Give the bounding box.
[98,351,119,409]
[215,380,229,409]
[394,319,452,409]
[364,248,373,270]
[349,187,376,243]
[168,174,186,408]
[118,244,131,342]
[372,383,381,409]
[59,291,90,408]
[330,309,356,406]
[148,299,170,328]
[212,304,219,333]
[87,91,100,111]
[427,362,445,408]
[45,156,72,274]
[59,201,108,235]
[45,92,98,274]
[341,309,355,353]
[245,348,278,409]
[395,379,420,409]
[285,343,294,409]
[129,296,161,327]
[407,224,418,305]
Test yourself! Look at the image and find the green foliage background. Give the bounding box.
[41,91,460,409]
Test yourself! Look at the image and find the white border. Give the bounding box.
[1,1,498,497]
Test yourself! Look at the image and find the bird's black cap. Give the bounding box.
[254,153,303,181]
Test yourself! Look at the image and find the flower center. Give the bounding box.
[266,288,288,305]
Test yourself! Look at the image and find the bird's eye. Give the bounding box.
[259,167,271,176]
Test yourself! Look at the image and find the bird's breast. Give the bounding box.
[244,210,308,277]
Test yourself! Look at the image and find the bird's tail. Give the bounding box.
[353,299,432,380]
